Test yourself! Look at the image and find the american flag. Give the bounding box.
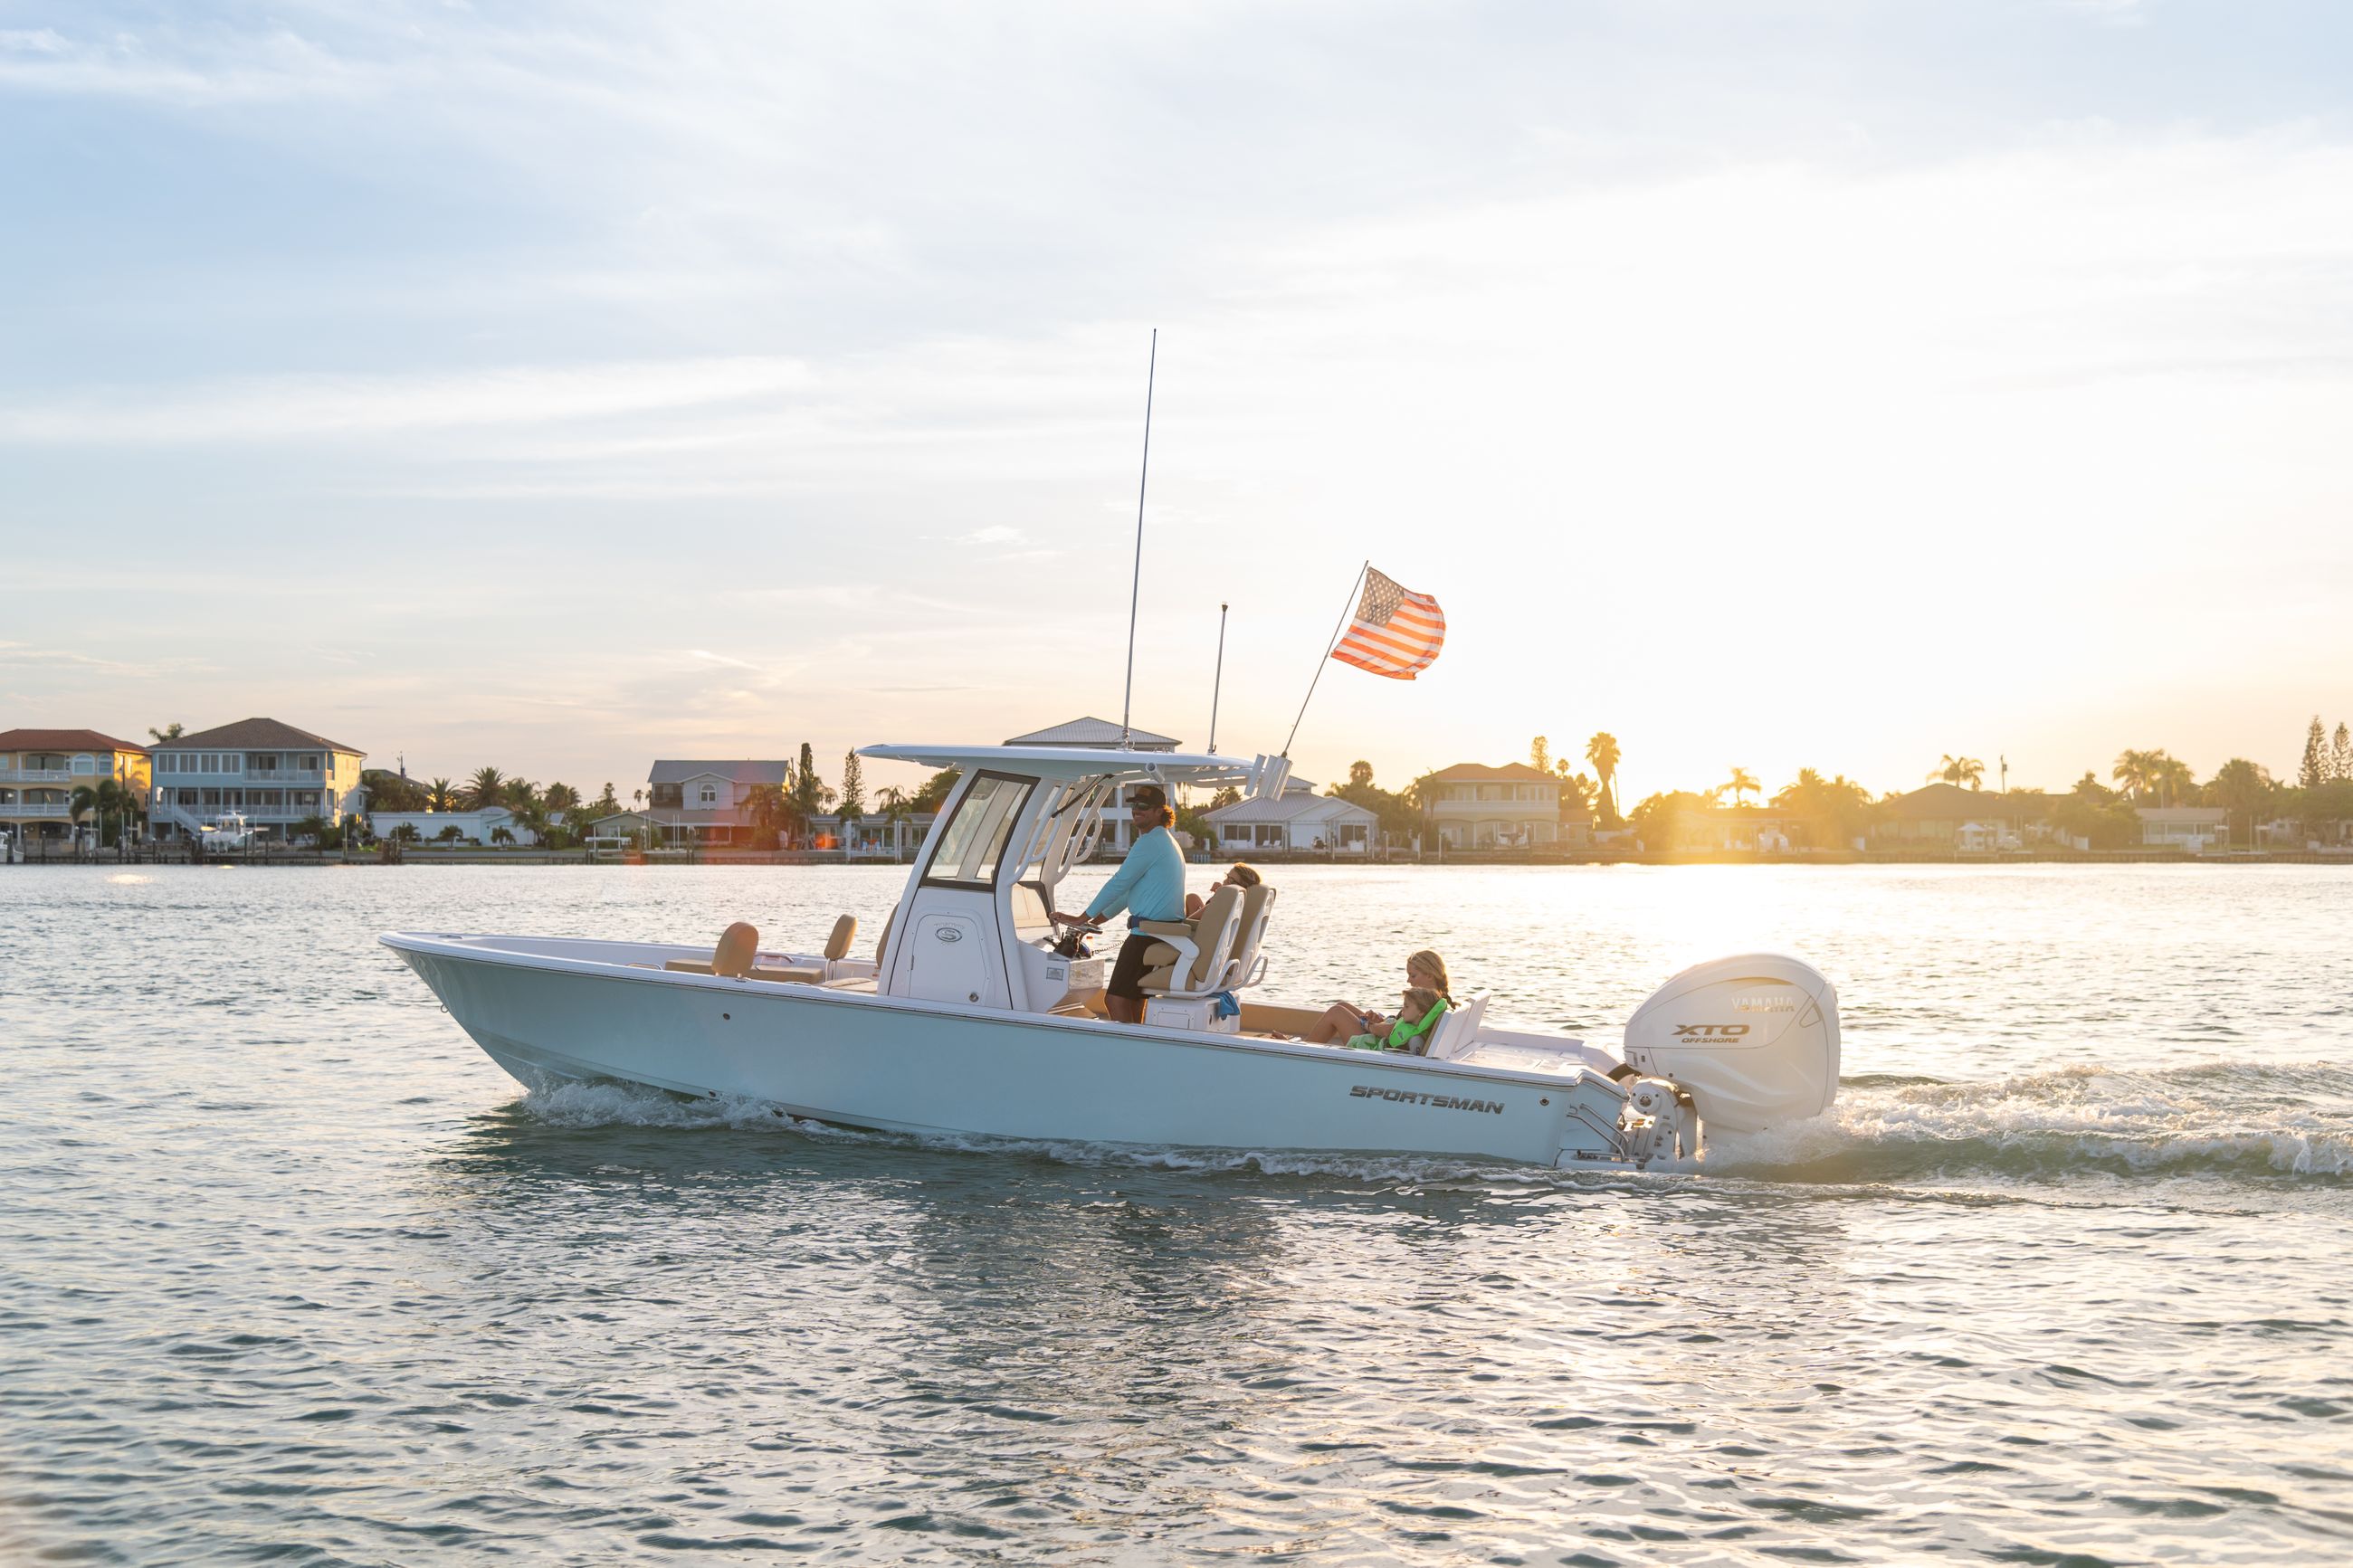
[1331,566,1446,680]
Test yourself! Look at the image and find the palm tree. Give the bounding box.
[1585,733,1622,820]
[464,766,506,810]
[2148,753,2195,809]
[489,825,515,847]
[70,778,140,846]
[2111,748,2156,801]
[148,722,185,745]
[427,777,455,813]
[1724,766,1759,807]
[876,785,912,860]
[1929,755,1985,790]
[744,782,789,849]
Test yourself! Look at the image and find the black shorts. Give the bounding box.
[1108,931,1158,1002]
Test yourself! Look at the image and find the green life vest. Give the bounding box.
[1347,996,1449,1052]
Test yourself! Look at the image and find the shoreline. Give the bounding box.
[12,847,2352,869]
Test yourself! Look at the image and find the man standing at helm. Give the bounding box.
[1051,782,1186,1023]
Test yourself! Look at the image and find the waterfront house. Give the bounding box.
[1003,717,1181,854]
[2137,805,2228,851]
[1662,803,1807,852]
[368,805,539,847]
[808,810,939,859]
[646,759,791,846]
[1205,780,1378,855]
[1871,784,2052,850]
[148,718,363,841]
[1422,763,1561,849]
[0,729,151,843]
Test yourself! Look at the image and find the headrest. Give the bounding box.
[824,913,858,961]
[713,921,760,978]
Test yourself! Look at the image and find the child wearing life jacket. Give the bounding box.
[1344,987,1448,1054]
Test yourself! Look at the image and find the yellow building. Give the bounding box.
[0,728,152,844]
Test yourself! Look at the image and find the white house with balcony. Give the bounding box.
[1423,762,1562,849]
[148,718,366,841]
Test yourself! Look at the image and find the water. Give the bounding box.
[5,863,2349,1564]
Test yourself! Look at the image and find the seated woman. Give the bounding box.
[1185,862,1262,919]
[1302,949,1453,1045]
[1340,986,1447,1053]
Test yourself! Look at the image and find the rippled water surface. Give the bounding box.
[5,863,2350,1564]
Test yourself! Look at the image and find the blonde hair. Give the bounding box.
[1406,949,1451,997]
[1400,985,1443,1022]
[1224,863,1262,889]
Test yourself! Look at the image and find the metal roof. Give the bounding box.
[1205,792,1377,826]
[648,759,791,785]
[1001,717,1179,749]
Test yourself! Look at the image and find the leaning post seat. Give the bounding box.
[1215,884,1278,991]
[1135,886,1244,1000]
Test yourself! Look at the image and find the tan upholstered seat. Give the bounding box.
[664,920,760,977]
[824,914,858,961]
[1136,886,1243,999]
[1216,884,1277,990]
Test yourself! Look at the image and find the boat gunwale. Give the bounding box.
[376,929,1616,1091]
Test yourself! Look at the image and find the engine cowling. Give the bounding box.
[1621,954,1840,1135]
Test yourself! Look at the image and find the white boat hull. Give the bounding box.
[385,934,1640,1169]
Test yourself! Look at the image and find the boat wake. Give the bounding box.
[511,1061,2353,1188]
[1707,1060,2353,1183]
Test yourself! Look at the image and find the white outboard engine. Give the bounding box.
[1622,954,1840,1136]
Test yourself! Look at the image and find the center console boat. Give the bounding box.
[381,743,1840,1170]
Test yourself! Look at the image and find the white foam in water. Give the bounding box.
[1708,1060,2353,1180]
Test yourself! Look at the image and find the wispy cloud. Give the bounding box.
[0,357,814,443]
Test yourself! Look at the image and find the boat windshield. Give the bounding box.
[921,772,1034,888]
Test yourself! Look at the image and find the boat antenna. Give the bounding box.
[1206,603,1229,753]
[1119,328,1157,750]
[1281,559,1367,758]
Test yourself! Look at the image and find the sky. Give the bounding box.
[5,0,2351,803]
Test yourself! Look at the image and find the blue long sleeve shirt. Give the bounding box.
[1082,826,1187,923]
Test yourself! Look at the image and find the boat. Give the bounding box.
[199,812,255,852]
[381,744,1841,1170]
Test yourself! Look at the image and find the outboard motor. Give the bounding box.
[1621,954,1839,1136]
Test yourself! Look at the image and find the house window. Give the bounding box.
[302,755,319,771]
[698,784,718,805]
[73,755,94,773]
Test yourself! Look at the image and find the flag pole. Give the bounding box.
[1281,560,1367,758]
[1206,602,1229,754]
[1119,329,1157,749]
